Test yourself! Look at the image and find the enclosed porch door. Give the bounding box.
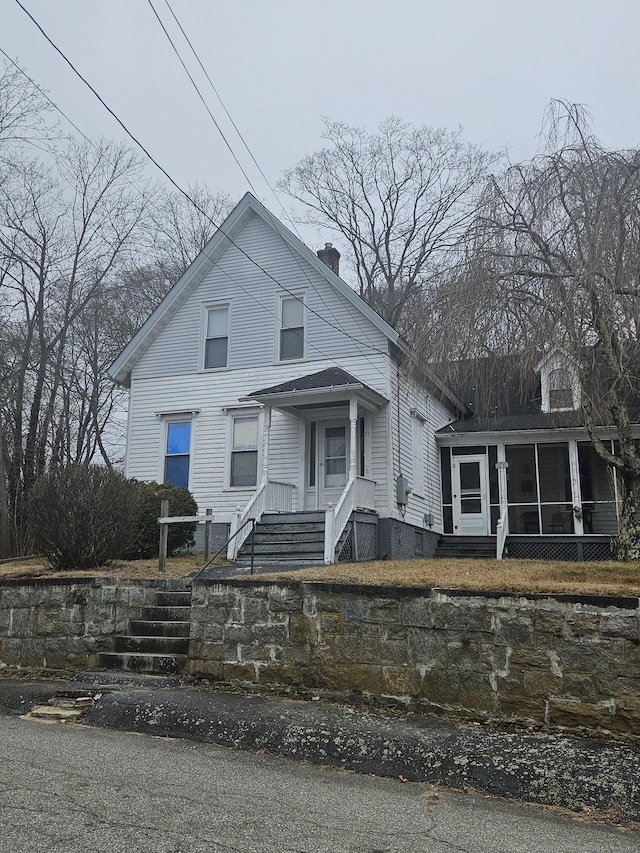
[452,454,490,535]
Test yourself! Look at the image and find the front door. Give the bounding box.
[319,422,349,508]
[452,454,489,535]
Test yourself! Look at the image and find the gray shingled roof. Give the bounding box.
[248,367,369,397]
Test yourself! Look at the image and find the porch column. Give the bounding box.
[261,405,271,484]
[349,396,358,480]
[568,439,584,535]
[497,444,509,528]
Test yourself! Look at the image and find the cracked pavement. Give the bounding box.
[0,713,637,852]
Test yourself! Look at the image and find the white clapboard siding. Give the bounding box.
[134,212,389,379]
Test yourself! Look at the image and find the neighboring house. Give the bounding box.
[435,352,628,560]
[109,193,463,564]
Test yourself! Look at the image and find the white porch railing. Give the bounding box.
[496,511,509,560]
[324,476,376,565]
[227,480,295,561]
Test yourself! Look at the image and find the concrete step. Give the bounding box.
[96,652,188,675]
[142,605,191,623]
[113,635,189,655]
[129,620,190,638]
[154,591,192,608]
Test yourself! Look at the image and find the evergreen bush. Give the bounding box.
[126,481,198,559]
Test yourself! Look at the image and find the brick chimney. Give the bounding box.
[317,242,340,276]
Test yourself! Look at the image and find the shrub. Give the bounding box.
[28,464,139,570]
[126,481,198,559]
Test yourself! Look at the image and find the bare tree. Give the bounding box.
[279,116,500,330]
[430,102,640,559]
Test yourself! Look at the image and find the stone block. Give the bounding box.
[238,643,272,663]
[187,659,223,679]
[313,593,347,613]
[289,613,318,645]
[422,670,494,713]
[344,620,385,637]
[319,613,344,634]
[496,616,533,646]
[0,637,24,664]
[201,605,231,626]
[479,643,510,674]
[400,597,432,628]
[564,673,596,701]
[498,694,546,722]
[381,665,422,697]
[614,697,640,732]
[565,612,601,639]
[600,613,639,641]
[224,625,253,643]
[361,637,407,666]
[327,633,362,663]
[446,640,482,672]
[319,664,353,692]
[257,664,302,686]
[367,598,401,623]
[342,598,368,620]
[408,628,447,668]
[597,673,640,698]
[548,698,614,729]
[243,598,270,624]
[522,670,563,698]
[534,610,567,637]
[250,623,288,646]
[222,662,256,683]
[279,644,311,667]
[267,587,302,612]
[350,664,384,694]
[431,603,488,633]
[553,638,614,674]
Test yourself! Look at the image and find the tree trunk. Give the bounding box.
[612,472,640,560]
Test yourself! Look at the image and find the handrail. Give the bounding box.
[193,517,257,580]
[324,476,376,564]
[496,511,508,560]
[227,479,296,561]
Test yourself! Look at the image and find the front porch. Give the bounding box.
[228,368,388,564]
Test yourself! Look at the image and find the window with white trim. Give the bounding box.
[548,367,574,410]
[204,305,228,369]
[279,295,304,361]
[164,420,191,487]
[230,415,259,487]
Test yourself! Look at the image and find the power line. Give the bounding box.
[12,0,393,378]
[150,0,374,369]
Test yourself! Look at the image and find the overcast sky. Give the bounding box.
[3,0,640,246]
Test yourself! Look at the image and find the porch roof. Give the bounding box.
[242,367,388,413]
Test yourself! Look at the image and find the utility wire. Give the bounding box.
[13,0,393,378]
[152,0,375,370]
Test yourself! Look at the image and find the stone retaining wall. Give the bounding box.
[0,578,187,671]
[2,576,640,736]
[188,580,640,735]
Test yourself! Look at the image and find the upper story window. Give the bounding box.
[204,305,228,369]
[548,368,574,410]
[164,420,191,487]
[279,295,304,361]
[539,350,581,413]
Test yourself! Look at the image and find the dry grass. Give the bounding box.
[0,554,210,581]
[1,554,639,597]
[259,557,640,598]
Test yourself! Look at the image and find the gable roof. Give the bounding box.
[108,193,402,386]
[244,366,389,412]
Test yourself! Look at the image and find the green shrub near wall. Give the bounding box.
[126,481,198,559]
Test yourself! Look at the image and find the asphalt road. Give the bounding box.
[0,714,636,853]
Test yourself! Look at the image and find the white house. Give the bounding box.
[109,193,461,564]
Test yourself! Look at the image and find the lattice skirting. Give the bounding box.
[506,537,612,561]
[338,515,378,562]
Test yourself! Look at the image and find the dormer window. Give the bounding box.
[548,368,574,410]
[538,350,581,413]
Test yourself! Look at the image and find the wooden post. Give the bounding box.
[159,499,169,573]
[204,508,213,563]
